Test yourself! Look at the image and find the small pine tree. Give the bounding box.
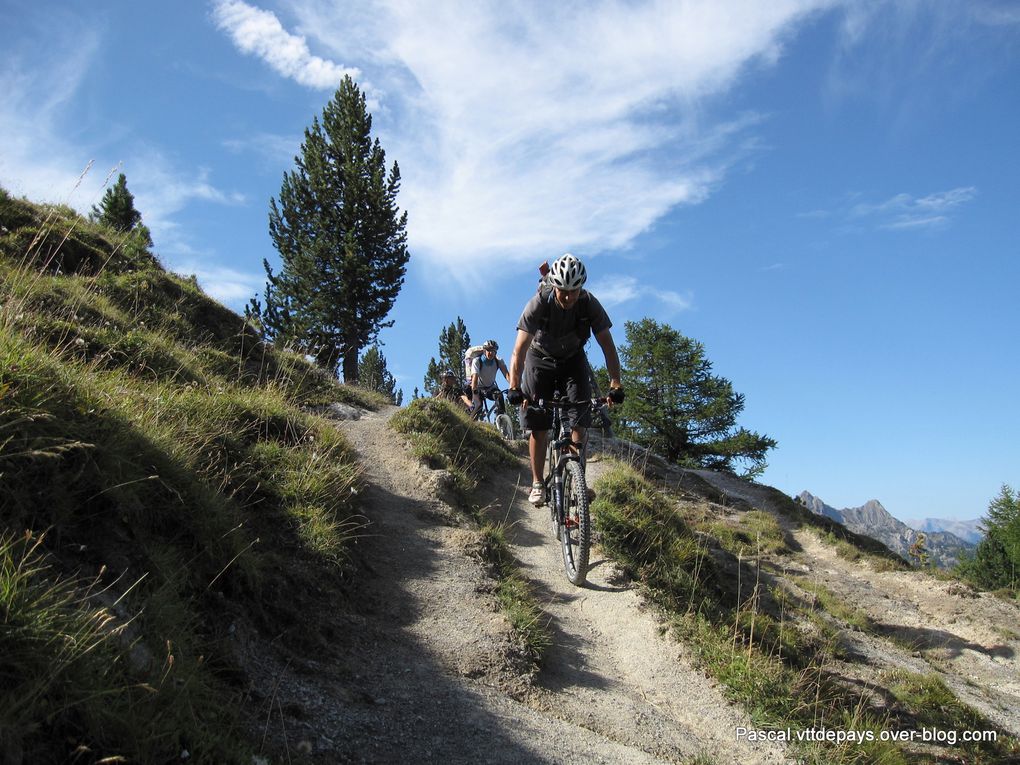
[959,485,1019,592]
[606,318,776,476]
[423,317,471,395]
[358,345,401,405]
[90,173,152,246]
[908,533,931,568]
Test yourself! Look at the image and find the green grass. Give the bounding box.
[0,531,245,763]
[794,578,876,634]
[0,189,381,760]
[698,509,791,559]
[391,397,517,504]
[481,522,552,660]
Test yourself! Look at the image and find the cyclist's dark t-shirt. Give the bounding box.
[517,289,611,360]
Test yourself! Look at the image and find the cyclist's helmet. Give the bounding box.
[548,253,587,290]
[441,369,456,379]
[482,339,498,352]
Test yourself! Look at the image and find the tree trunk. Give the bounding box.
[342,345,360,384]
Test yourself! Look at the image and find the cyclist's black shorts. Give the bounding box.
[520,349,592,431]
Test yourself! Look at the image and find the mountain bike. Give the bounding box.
[531,396,607,586]
[471,387,515,441]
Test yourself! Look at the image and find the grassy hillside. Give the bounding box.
[592,461,1018,764]
[0,188,388,763]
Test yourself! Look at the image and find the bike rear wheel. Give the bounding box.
[560,459,590,586]
[495,413,514,441]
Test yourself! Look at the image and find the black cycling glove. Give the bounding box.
[609,387,625,404]
[506,388,525,406]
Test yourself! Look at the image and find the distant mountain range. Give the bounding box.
[904,517,984,545]
[797,492,978,569]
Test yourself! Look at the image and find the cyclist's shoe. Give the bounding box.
[529,481,546,506]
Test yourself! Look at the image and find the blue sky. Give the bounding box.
[2,0,1018,523]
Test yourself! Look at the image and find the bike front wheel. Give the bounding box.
[560,460,590,586]
[495,413,514,441]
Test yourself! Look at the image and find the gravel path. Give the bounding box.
[242,406,793,763]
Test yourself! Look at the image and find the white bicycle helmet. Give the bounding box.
[548,253,587,290]
[482,339,498,352]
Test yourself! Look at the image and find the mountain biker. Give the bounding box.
[469,340,510,418]
[506,253,624,505]
[434,369,471,412]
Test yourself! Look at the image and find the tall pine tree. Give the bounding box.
[424,317,471,395]
[249,75,409,382]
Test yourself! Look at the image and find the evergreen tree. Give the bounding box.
[358,345,402,405]
[249,75,409,382]
[607,318,776,477]
[958,485,1019,592]
[423,317,471,395]
[90,173,153,246]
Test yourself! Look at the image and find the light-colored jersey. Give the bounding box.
[471,355,507,388]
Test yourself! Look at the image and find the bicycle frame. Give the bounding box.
[532,396,605,586]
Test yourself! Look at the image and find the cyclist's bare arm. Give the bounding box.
[594,327,623,392]
[508,328,534,390]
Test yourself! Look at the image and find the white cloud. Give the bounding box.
[126,152,247,252]
[211,0,362,91]
[850,186,977,230]
[172,262,265,305]
[588,275,693,314]
[233,0,838,273]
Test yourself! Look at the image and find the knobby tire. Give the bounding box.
[560,459,590,586]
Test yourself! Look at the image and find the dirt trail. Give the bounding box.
[242,406,794,763]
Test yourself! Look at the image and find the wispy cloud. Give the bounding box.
[800,186,977,232]
[215,0,838,273]
[0,11,248,262]
[222,133,299,167]
[211,0,362,91]
[849,187,977,230]
[588,275,693,315]
[128,151,247,252]
[0,19,108,207]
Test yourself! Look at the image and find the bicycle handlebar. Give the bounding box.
[525,396,610,411]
